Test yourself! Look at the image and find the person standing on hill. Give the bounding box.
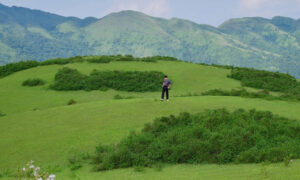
[161,75,171,101]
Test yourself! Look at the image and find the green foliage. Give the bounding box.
[51,67,88,91]
[0,61,39,78]
[40,56,84,66]
[115,55,135,62]
[67,99,77,106]
[51,67,165,92]
[202,88,281,100]
[87,70,164,92]
[229,68,300,100]
[283,156,292,167]
[93,109,300,171]
[114,95,123,100]
[0,55,171,78]
[68,151,90,171]
[0,169,12,178]
[229,68,297,92]
[0,112,5,117]
[86,56,112,63]
[22,78,45,86]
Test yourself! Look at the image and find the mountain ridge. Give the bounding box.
[0,3,300,77]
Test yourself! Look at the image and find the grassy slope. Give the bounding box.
[0,61,240,115]
[0,61,300,179]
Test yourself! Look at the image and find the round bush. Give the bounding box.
[93,109,300,171]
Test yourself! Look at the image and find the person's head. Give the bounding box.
[164,75,168,80]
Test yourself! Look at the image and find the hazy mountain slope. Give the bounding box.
[0,3,299,77]
[219,16,300,75]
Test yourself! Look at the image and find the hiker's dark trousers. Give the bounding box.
[161,86,169,100]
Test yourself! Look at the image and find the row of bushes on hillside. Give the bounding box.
[0,55,178,78]
[202,88,284,101]
[93,109,300,171]
[84,55,178,63]
[0,61,39,77]
[227,67,300,100]
[50,67,165,92]
[228,68,297,92]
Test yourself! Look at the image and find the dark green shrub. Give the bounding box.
[229,68,300,100]
[50,67,88,91]
[93,109,300,171]
[229,68,297,92]
[40,56,84,66]
[0,61,39,78]
[51,68,165,92]
[0,112,5,117]
[115,55,135,62]
[22,78,45,86]
[114,95,123,99]
[86,56,112,63]
[0,55,175,78]
[88,70,164,92]
[150,56,178,61]
[67,99,77,105]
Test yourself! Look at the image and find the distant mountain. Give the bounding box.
[0,3,300,77]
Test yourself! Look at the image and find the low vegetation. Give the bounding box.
[93,109,300,171]
[22,78,45,86]
[17,160,56,180]
[0,61,39,78]
[228,68,300,100]
[229,68,297,92]
[0,55,178,78]
[50,67,165,92]
[86,56,112,63]
[202,88,280,101]
[40,56,85,66]
[67,99,77,106]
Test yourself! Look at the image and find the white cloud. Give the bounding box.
[106,0,171,17]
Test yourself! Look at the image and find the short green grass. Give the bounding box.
[56,161,300,180]
[0,60,299,179]
[0,61,241,115]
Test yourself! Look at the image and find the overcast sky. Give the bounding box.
[1,0,300,26]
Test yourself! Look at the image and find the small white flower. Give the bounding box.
[48,174,56,180]
[29,165,35,169]
[38,178,43,180]
[22,167,26,171]
[35,167,40,171]
[290,159,294,162]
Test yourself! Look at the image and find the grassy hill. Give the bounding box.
[0,3,300,78]
[0,57,300,179]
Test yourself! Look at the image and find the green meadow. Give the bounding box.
[0,60,299,179]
